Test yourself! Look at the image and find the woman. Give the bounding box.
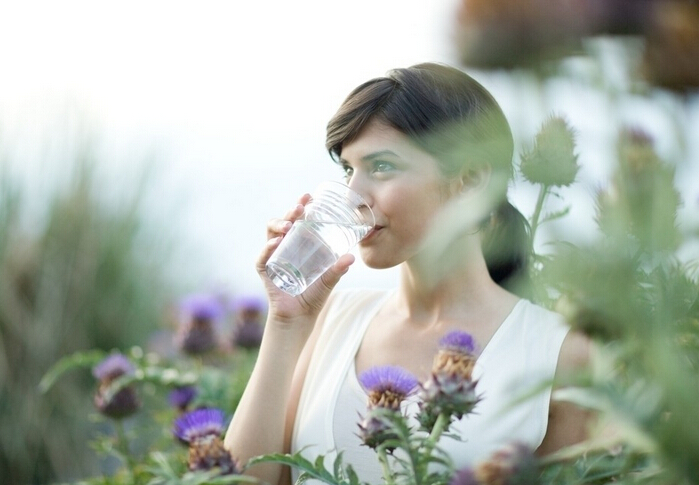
[224,63,591,484]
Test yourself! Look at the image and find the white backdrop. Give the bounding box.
[1,0,697,297]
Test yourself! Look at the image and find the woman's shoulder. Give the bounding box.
[327,287,393,311]
[520,299,591,373]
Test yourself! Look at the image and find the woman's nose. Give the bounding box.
[347,178,373,208]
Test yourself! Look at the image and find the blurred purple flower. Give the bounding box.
[450,467,479,485]
[473,442,539,484]
[359,365,418,410]
[92,353,136,382]
[233,320,264,349]
[92,353,140,419]
[175,293,225,355]
[231,294,267,314]
[168,385,197,411]
[173,408,238,474]
[179,293,227,321]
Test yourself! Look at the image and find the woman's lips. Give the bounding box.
[361,226,383,243]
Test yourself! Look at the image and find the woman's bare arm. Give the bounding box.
[537,330,594,456]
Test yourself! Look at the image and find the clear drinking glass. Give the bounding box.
[265,181,375,296]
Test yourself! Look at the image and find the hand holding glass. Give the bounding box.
[265,181,375,296]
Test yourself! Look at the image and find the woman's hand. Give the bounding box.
[256,193,355,324]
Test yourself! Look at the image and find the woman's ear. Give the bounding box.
[459,165,492,194]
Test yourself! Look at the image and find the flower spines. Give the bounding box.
[417,331,481,431]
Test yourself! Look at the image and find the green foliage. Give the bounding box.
[0,153,176,483]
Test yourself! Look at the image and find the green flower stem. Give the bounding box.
[114,419,136,481]
[422,413,449,465]
[530,183,550,244]
[377,447,396,485]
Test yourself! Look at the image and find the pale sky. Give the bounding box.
[1,1,697,297]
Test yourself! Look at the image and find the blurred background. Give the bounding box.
[1,0,698,483]
[4,0,696,296]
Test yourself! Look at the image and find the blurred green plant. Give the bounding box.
[0,152,177,483]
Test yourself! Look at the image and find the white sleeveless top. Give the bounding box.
[291,289,570,484]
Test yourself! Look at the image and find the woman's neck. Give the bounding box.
[396,244,512,325]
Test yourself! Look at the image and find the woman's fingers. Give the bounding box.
[256,236,283,274]
[265,194,311,239]
[315,253,355,292]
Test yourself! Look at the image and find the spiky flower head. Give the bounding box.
[173,408,239,474]
[417,331,480,431]
[357,365,417,450]
[92,353,140,419]
[173,408,226,443]
[168,385,198,411]
[359,365,418,410]
[520,116,579,187]
[474,442,539,485]
[175,293,225,355]
[433,331,477,380]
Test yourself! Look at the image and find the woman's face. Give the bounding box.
[339,120,454,269]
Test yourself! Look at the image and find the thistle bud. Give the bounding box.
[175,293,225,355]
[92,353,140,419]
[520,116,579,187]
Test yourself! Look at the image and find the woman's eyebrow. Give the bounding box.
[340,150,400,165]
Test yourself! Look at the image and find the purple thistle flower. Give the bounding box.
[418,331,481,431]
[92,354,140,419]
[92,353,135,382]
[173,408,239,475]
[179,293,227,320]
[168,385,198,411]
[449,467,479,485]
[439,331,477,354]
[173,408,227,444]
[175,293,225,355]
[231,294,267,314]
[359,365,418,410]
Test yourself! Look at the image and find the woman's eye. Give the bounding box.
[341,164,354,179]
[372,161,394,173]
